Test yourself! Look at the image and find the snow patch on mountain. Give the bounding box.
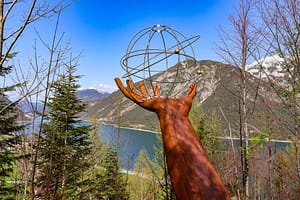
[246,55,285,79]
[78,87,109,94]
[77,88,110,103]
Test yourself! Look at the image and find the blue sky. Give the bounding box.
[16,0,239,93]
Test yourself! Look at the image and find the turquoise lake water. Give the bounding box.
[99,124,292,171]
[22,120,292,171]
[99,124,160,171]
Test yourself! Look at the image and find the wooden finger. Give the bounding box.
[114,78,135,101]
[153,84,161,97]
[138,81,150,98]
[187,84,197,99]
[127,80,144,103]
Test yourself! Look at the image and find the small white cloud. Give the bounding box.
[98,83,118,93]
[79,82,118,93]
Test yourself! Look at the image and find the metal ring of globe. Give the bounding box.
[121,35,200,81]
[120,24,200,97]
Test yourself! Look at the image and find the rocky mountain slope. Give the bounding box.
[84,60,282,137]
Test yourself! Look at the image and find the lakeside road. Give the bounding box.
[214,136,292,144]
[100,123,293,144]
[100,122,159,134]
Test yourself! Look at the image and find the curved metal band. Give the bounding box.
[121,50,197,81]
[120,35,200,77]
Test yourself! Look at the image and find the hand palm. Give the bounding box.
[114,78,196,115]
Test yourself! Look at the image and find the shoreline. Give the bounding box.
[100,122,160,134]
[101,123,292,144]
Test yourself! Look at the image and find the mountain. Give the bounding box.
[17,89,109,117]
[77,88,110,103]
[18,100,44,114]
[84,60,284,138]
[246,55,286,80]
[0,94,30,121]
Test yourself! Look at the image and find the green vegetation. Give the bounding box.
[129,148,157,199]
[36,65,92,199]
[0,54,25,199]
[97,145,128,199]
[190,101,225,168]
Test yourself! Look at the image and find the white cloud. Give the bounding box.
[98,83,118,93]
[79,81,118,93]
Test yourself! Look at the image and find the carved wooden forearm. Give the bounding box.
[157,110,230,200]
[115,78,231,200]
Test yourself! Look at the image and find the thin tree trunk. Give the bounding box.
[0,0,3,64]
[30,12,62,199]
[219,106,241,199]
[242,77,250,200]
[268,137,274,200]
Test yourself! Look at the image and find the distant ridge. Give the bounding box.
[76,88,110,103]
[17,89,110,117]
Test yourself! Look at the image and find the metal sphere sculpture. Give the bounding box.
[120,24,200,98]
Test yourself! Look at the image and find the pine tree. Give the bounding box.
[98,144,129,200]
[0,55,24,200]
[78,117,106,199]
[0,92,22,200]
[36,65,91,200]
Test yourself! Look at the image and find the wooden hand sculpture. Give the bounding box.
[115,78,231,200]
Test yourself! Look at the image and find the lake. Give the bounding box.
[99,124,160,171]
[21,120,292,171]
[20,119,161,171]
[99,124,292,171]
